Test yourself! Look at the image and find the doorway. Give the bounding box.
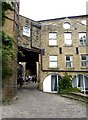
[51,75,58,91]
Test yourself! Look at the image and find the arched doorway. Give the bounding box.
[43,74,61,93]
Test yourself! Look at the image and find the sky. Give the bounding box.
[19,0,88,21]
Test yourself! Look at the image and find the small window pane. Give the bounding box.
[64,33,71,39]
[66,55,73,68]
[49,56,57,68]
[49,62,57,68]
[50,56,57,61]
[64,33,72,45]
[81,55,86,60]
[49,33,57,39]
[23,26,30,37]
[66,56,70,61]
[86,61,88,67]
[81,55,88,68]
[49,40,57,46]
[66,62,71,68]
[49,33,57,46]
[79,33,86,45]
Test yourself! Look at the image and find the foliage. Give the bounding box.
[59,88,81,95]
[2,48,12,80]
[2,2,13,26]
[2,31,15,86]
[58,73,81,94]
[59,73,72,89]
[2,31,13,48]
[2,2,15,87]
[58,73,72,94]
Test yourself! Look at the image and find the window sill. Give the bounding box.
[81,67,88,69]
[63,45,73,47]
[48,45,58,47]
[48,67,59,69]
[79,45,86,47]
[23,35,30,39]
[66,67,75,70]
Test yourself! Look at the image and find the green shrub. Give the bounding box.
[59,88,81,95]
[2,32,15,87]
[58,73,81,95]
[58,73,72,89]
[2,31,13,48]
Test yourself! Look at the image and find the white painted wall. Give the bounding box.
[43,75,51,92]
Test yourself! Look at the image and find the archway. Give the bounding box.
[18,46,40,88]
[43,74,61,93]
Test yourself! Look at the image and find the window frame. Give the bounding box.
[65,55,73,68]
[80,55,88,68]
[64,32,72,46]
[79,32,86,46]
[23,26,30,37]
[49,55,58,68]
[49,32,57,46]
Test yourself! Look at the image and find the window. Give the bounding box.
[78,75,83,87]
[80,55,88,68]
[59,47,62,54]
[76,47,79,54]
[64,33,72,45]
[65,55,73,68]
[49,56,57,68]
[63,22,71,29]
[49,33,57,46]
[79,33,86,45]
[23,26,30,37]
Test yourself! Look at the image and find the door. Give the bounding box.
[51,75,58,91]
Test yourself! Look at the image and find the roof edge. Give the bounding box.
[37,15,88,22]
[19,14,36,22]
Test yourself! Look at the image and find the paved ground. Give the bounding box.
[1,82,87,118]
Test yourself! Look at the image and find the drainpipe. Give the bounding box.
[83,75,86,94]
[76,75,78,88]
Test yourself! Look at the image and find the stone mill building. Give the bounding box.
[2,2,88,101]
[18,15,88,93]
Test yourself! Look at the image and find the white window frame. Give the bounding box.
[49,33,57,46]
[64,33,72,45]
[79,33,86,45]
[23,26,30,37]
[65,55,73,68]
[80,55,88,68]
[49,56,57,68]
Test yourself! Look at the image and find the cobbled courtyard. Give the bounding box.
[1,82,87,118]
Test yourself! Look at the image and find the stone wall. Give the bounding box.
[38,16,88,90]
[18,15,88,91]
[19,15,41,49]
[2,2,19,101]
